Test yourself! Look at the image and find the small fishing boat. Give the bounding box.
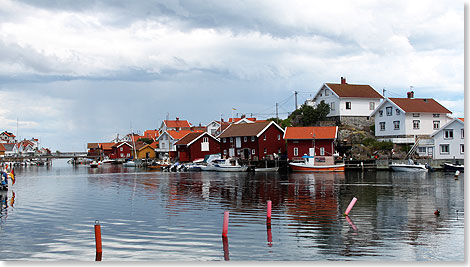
[210,159,248,172]
[443,162,464,172]
[390,160,428,172]
[101,158,117,164]
[289,155,345,172]
[90,161,99,168]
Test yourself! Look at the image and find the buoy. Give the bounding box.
[345,215,357,231]
[267,200,272,219]
[94,220,102,261]
[222,210,229,237]
[344,197,357,216]
[434,210,440,216]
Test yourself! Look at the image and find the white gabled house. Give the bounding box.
[305,77,383,126]
[370,92,453,147]
[206,120,221,136]
[429,118,464,160]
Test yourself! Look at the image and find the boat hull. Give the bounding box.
[254,167,279,172]
[289,163,345,172]
[443,163,464,172]
[390,164,427,172]
[213,166,248,172]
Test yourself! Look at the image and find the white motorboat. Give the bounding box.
[289,155,345,172]
[90,161,99,168]
[122,161,136,167]
[209,159,248,172]
[390,160,428,172]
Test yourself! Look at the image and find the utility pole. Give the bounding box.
[294,91,298,110]
[276,103,279,121]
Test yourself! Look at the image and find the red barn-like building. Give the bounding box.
[218,121,285,160]
[284,126,338,160]
[175,132,220,162]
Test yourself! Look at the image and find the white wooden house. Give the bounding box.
[0,131,16,143]
[206,120,221,136]
[370,92,452,146]
[429,118,464,160]
[305,77,383,126]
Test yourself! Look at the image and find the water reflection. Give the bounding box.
[0,162,464,261]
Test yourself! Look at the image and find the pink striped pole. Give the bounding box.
[222,210,229,237]
[344,197,357,216]
[345,215,357,231]
[267,200,272,219]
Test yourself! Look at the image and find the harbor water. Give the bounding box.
[0,159,464,261]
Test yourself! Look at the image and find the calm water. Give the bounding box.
[0,159,464,261]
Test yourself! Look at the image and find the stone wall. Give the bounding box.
[335,116,375,130]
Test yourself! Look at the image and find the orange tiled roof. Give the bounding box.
[458,118,464,122]
[167,130,202,140]
[325,83,383,99]
[284,126,337,140]
[228,117,257,123]
[144,130,159,139]
[99,142,115,150]
[390,98,452,114]
[164,119,191,128]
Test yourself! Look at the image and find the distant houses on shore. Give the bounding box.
[87,77,463,162]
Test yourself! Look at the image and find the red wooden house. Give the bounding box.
[283,126,338,160]
[175,132,220,162]
[111,142,134,159]
[218,121,285,160]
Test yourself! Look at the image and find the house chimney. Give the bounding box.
[221,118,224,122]
[407,91,414,99]
[341,77,346,84]
[241,114,246,119]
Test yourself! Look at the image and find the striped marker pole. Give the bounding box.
[344,197,357,216]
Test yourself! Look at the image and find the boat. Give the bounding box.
[122,161,136,167]
[210,159,248,172]
[443,162,464,172]
[390,160,428,172]
[289,155,345,172]
[90,161,99,168]
[254,167,279,172]
[101,158,117,164]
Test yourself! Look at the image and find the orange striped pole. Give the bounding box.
[94,220,102,261]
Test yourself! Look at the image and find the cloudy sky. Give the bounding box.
[0,0,464,151]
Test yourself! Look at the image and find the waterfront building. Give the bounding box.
[175,132,220,162]
[304,77,383,127]
[99,142,116,159]
[206,120,221,136]
[87,143,100,157]
[111,142,134,159]
[283,126,338,160]
[159,117,192,134]
[155,129,202,159]
[143,130,159,141]
[135,142,157,159]
[218,120,285,160]
[371,92,453,148]
[0,143,5,156]
[0,131,16,143]
[428,118,464,160]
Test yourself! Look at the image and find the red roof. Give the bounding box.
[0,143,5,152]
[228,117,257,123]
[164,119,191,128]
[284,126,337,140]
[144,130,159,139]
[99,142,116,150]
[459,118,464,122]
[167,130,202,140]
[389,98,452,114]
[325,83,383,99]
[219,121,282,138]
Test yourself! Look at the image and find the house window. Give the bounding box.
[223,150,227,155]
[244,136,247,142]
[127,153,130,157]
[461,129,464,139]
[413,120,420,130]
[320,147,325,156]
[278,148,282,154]
[120,147,123,152]
[444,129,453,139]
[379,110,383,117]
[386,107,392,116]
[325,90,329,96]
[413,113,420,117]
[120,153,124,157]
[330,102,335,111]
[393,121,400,130]
[433,114,440,118]
[223,138,226,143]
[379,122,385,131]
[251,136,255,142]
[252,149,256,155]
[433,121,440,130]
[440,144,449,154]
[277,134,281,141]
[461,144,464,154]
[369,102,375,110]
[230,137,233,143]
[293,147,298,156]
[418,147,426,153]
[203,137,209,142]
[264,148,267,154]
[396,109,400,115]
[264,135,266,141]
[346,102,351,110]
